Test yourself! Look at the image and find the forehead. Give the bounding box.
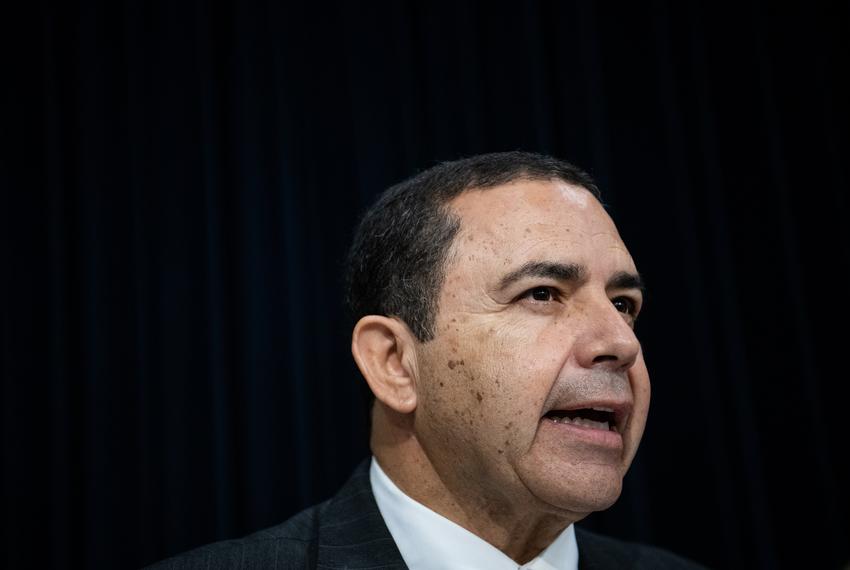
[447,179,631,269]
[450,178,602,224]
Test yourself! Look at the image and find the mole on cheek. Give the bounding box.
[476,391,483,403]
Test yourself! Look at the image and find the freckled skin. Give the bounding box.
[373,180,650,563]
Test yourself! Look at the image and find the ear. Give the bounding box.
[351,315,418,414]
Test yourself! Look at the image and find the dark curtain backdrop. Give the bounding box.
[3,1,848,569]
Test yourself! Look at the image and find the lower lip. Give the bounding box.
[542,417,624,449]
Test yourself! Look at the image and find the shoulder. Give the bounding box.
[143,502,327,569]
[143,460,386,570]
[576,527,708,570]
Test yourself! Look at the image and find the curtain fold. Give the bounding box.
[3,1,848,568]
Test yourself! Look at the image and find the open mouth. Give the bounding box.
[544,407,618,432]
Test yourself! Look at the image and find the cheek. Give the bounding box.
[423,312,574,443]
[417,340,482,432]
[420,339,527,448]
[470,326,563,447]
[488,316,573,386]
[622,356,651,464]
[630,355,651,417]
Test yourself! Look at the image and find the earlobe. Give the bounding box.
[351,316,418,414]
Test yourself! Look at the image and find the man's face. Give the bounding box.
[412,179,650,519]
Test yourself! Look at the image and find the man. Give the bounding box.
[149,152,705,569]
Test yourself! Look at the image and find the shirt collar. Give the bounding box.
[370,457,579,570]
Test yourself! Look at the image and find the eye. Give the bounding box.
[523,286,557,302]
[612,296,637,316]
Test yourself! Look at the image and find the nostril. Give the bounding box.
[592,354,618,364]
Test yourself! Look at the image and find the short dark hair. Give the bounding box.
[344,151,602,342]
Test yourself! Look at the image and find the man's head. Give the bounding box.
[345,152,602,342]
[345,152,650,558]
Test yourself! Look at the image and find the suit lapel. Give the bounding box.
[316,460,407,569]
[576,527,636,570]
[312,462,647,570]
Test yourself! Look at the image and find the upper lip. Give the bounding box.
[543,399,632,432]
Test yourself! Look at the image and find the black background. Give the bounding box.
[2,2,849,569]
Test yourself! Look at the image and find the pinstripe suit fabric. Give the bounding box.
[146,460,706,570]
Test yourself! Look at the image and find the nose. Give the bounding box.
[573,296,641,371]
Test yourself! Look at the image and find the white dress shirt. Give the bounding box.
[370,457,579,570]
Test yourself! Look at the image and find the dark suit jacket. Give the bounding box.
[146,461,706,569]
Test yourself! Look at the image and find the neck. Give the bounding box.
[370,404,579,564]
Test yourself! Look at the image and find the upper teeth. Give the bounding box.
[550,416,610,430]
[591,406,614,413]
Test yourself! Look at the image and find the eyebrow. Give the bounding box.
[607,271,645,294]
[495,261,645,295]
[497,261,587,291]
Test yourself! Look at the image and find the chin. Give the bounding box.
[556,482,621,515]
[520,463,625,516]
